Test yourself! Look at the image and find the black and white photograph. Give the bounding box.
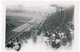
[4,1,79,52]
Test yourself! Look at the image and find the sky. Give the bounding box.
[5,1,74,8]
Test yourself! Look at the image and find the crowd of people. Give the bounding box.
[40,9,74,48]
[6,20,74,51]
[41,24,73,49]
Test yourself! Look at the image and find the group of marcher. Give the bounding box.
[41,23,74,49]
[6,38,22,51]
[6,20,74,51]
